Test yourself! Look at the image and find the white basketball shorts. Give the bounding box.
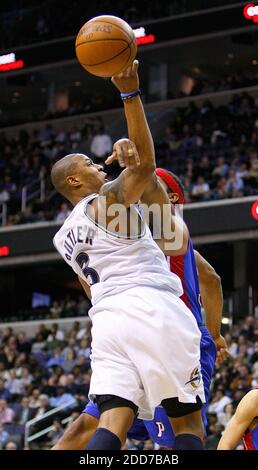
[88,285,205,420]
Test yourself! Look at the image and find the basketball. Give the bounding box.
[75,15,137,77]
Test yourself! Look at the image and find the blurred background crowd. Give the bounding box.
[0,314,258,449]
[0,0,258,452]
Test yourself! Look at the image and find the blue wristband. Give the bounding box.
[120,90,141,101]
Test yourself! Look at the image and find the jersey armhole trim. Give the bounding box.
[83,198,146,240]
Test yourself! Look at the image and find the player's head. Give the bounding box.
[51,154,107,204]
[155,168,184,204]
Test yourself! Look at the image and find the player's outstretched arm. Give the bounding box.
[111,60,155,172]
[98,138,154,208]
[95,61,156,209]
[105,140,188,254]
[217,390,258,449]
[194,250,229,365]
[112,62,188,254]
[106,61,188,253]
[91,60,155,211]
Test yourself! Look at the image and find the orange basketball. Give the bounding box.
[75,15,137,77]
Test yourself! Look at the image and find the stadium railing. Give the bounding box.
[24,398,77,448]
[0,202,7,226]
[3,84,258,141]
[21,178,46,213]
[0,316,91,336]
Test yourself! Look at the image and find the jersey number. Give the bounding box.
[75,253,99,286]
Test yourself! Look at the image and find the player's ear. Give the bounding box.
[169,193,179,203]
[66,176,81,187]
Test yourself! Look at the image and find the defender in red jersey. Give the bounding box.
[218,389,258,450]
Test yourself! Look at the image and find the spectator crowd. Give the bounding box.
[0,319,92,450]
[1,92,258,226]
[0,313,257,450]
[0,0,170,50]
[0,1,237,51]
[2,295,91,324]
[155,92,258,202]
[1,71,258,129]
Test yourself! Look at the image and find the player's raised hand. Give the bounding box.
[111,60,139,93]
[214,334,230,367]
[105,138,140,170]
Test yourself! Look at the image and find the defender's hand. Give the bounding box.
[105,138,140,170]
[214,335,230,367]
[111,60,139,93]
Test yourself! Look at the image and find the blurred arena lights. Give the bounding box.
[133,26,156,45]
[243,3,258,22]
[0,246,10,256]
[251,200,258,220]
[0,52,24,72]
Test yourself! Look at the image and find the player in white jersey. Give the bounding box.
[51,60,205,450]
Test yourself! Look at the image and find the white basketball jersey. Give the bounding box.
[53,194,183,306]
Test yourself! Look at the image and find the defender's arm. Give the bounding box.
[110,61,188,253]
[97,61,155,209]
[218,390,258,449]
[194,250,229,364]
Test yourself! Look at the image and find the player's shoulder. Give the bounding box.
[56,197,89,229]
[55,205,75,232]
[53,195,97,247]
[53,204,78,247]
[245,389,258,406]
[237,390,258,418]
[98,181,114,196]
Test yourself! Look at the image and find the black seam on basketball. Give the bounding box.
[114,41,132,75]
[80,46,130,68]
[77,37,134,67]
[83,19,134,43]
[76,38,129,48]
